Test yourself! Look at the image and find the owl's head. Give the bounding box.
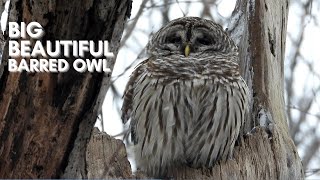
[147,17,237,57]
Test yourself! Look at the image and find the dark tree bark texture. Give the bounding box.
[0,0,131,178]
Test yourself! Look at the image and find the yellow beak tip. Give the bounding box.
[184,44,191,57]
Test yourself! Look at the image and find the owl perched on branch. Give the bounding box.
[122,17,249,177]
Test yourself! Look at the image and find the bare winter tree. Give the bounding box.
[285,0,320,177]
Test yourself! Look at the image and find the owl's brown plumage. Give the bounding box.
[122,17,249,177]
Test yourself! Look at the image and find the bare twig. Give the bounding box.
[305,168,320,177]
[120,0,149,48]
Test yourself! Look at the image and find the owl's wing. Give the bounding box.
[121,59,149,124]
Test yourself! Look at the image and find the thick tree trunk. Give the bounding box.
[169,0,304,178]
[0,0,131,178]
[171,0,304,178]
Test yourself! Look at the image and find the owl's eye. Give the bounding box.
[196,37,215,45]
[165,36,182,44]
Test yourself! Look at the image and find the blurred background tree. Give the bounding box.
[98,0,320,178]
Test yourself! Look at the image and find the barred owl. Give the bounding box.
[122,17,249,177]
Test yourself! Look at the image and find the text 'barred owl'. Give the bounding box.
[122,17,249,177]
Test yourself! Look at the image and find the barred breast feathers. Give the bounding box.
[122,53,244,122]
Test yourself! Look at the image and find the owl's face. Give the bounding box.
[148,17,237,57]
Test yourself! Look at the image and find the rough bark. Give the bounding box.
[0,0,131,178]
[171,0,304,178]
[85,128,132,179]
[171,0,303,178]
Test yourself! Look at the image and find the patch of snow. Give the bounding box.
[1,0,10,34]
[258,108,273,127]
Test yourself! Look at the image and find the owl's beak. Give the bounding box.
[184,43,191,57]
